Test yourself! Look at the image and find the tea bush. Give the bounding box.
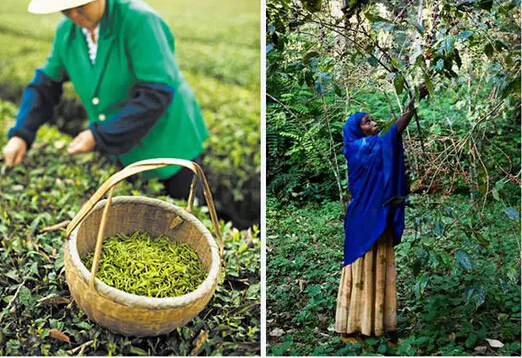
[0,109,260,355]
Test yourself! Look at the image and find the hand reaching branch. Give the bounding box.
[397,82,429,133]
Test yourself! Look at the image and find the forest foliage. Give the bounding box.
[267,0,520,207]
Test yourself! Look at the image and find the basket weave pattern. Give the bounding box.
[65,196,220,337]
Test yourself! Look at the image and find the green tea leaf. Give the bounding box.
[129,346,148,355]
[18,286,34,306]
[82,230,207,298]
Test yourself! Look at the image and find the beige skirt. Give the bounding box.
[335,230,397,337]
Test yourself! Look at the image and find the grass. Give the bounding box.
[266,193,521,356]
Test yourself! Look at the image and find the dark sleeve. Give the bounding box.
[89,82,174,156]
[8,69,65,148]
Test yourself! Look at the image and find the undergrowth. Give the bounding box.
[266,194,520,356]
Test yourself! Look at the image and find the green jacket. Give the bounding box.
[42,0,208,178]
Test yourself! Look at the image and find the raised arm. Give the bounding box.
[396,84,429,134]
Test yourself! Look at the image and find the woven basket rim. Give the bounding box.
[67,196,221,309]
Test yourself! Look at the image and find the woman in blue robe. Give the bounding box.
[335,85,428,338]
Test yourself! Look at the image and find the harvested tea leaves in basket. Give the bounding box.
[82,230,207,298]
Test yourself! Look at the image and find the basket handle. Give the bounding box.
[65,158,223,290]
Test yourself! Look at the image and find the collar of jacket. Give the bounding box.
[67,0,115,43]
[65,0,117,99]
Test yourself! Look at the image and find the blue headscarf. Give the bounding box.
[342,112,406,266]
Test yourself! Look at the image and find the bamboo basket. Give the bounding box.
[64,159,223,337]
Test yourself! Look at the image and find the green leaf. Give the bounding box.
[433,220,444,236]
[458,30,473,39]
[308,57,318,73]
[302,51,319,66]
[271,340,293,356]
[505,207,520,221]
[495,181,505,191]
[29,216,42,236]
[412,259,422,277]
[314,79,326,95]
[423,73,434,97]
[413,22,424,34]
[455,249,473,271]
[365,338,379,345]
[434,59,444,71]
[473,231,489,248]
[501,78,521,99]
[129,346,148,355]
[478,0,493,10]
[494,40,509,51]
[364,13,391,23]
[367,56,379,66]
[305,71,314,86]
[492,188,500,201]
[484,43,494,58]
[415,274,429,298]
[393,73,405,95]
[454,48,462,68]
[380,118,396,136]
[74,321,92,330]
[416,336,429,345]
[477,325,487,339]
[430,124,442,136]
[416,248,429,262]
[377,344,388,354]
[465,332,477,348]
[444,35,455,54]
[303,0,322,12]
[373,21,395,31]
[18,286,34,306]
[465,286,486,309]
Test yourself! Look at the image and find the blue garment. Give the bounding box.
[342,112,406,266]
[8,69,174,156]
[8,70,64,147]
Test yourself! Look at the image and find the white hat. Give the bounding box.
[28,0,95,14]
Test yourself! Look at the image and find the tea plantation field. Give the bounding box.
[0,0,261,229]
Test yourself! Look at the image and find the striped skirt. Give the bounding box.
[335,230,397,337]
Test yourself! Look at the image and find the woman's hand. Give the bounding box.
[2,137,27,167]
[397,82,429,134]
[67,129,96,154]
